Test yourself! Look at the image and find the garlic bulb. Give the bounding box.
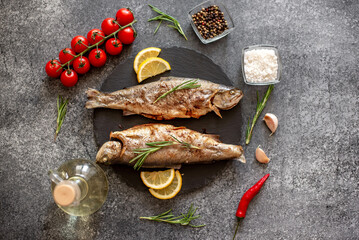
[255,146,270,164]
[263,113,278,135]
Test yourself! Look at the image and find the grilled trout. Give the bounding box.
[86,77,243,120]
[96,123,245,168]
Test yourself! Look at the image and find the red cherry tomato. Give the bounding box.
[89,49,107,67]
[59,48,76,65]
[45,59,63,78]
[73,56,91,75]
[101,18,120,35]
[105,38,123,55]
[116,8,134,26]
[71,36,89,53]
[117,27,136,44]
[60,69,78,87]
[87,29,105,46]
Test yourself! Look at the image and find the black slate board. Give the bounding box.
[94,47,243,193]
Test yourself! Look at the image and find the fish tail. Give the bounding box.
[233,145,246,163]
[234,154,246,163]
[86,88,103,109]
[87,88,100,98]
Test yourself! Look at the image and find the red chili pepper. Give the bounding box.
[233,174,270,239]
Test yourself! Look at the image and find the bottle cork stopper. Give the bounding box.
[53,182,77,206]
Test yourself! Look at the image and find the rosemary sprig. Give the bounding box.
[54,95,69,141]
[140,204,205,228]
[148,4,187,40]
[130,141,173,170]
[154,79,200,103]
[170,135,200,149]
[129,136,199,170]
[245,85,274,145]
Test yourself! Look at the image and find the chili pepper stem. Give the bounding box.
[232,221,240,240]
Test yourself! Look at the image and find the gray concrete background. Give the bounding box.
[0,0,358,239]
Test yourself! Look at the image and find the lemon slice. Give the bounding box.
[137,57,171,83]
[149,170,182,200]
[140,169,175,190]
[133,47,161,73]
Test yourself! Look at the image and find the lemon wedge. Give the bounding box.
[137,57,171,83]
[140,169,175,190]
[149,170,182,200]
[133,47,161,73]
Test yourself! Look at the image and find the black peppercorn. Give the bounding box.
[192,5,229,40]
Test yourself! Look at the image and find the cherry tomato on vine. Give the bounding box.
[105,38,123,55]
[71,36,89,53]
[116,8,134,26]
[87,29,105,46]
[117,27,136,44]
[59,48,76,65]
[101,18,120,36]
[45,60,63,78]
[73,56,91,75]
[89,49,107,67]
[60,69,78,87]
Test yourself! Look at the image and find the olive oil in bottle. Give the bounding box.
[49,159,108,216]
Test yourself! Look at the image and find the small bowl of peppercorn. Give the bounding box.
[189,0,234,44]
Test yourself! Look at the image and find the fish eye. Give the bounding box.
[229,90,235,95]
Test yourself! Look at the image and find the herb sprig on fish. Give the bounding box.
[86,77,243,120]
[54,95,69,141]
[130,135,199,170]
[154,79,201,103]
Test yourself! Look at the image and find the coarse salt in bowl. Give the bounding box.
[241,45,282,85]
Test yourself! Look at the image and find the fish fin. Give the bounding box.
[141,113,166,120]
[123,110,136,116]
[211,105,222,118]
[233,154,246,163]
[208,89,222,118]
[206,134,221,142]
[86,88,100,98]
[173,126,187,130]
[86,89,102,109]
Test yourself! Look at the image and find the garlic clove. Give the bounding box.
[263,113,278,136]
[255,146,270,164]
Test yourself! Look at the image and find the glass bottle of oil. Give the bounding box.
[48,159,109,216]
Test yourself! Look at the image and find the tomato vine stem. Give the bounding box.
[57,19,137,70]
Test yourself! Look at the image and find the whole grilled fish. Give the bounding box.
[86,77,243,120]
[96,124,245,168]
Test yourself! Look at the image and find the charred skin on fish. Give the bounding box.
[96,124,245,168]
[86,77,243,120]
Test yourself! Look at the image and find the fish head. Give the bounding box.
[96,141,122,164]
[212,87,243,110]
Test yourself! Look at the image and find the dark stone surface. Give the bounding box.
[0,0,358,239]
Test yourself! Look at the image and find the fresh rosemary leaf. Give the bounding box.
[129,137,199,170]
[154,19,162,34]
[170,135,200,149]
[245,85,274,145]
[140,204,205,228]
[154,79,200,103]
[54,95,69,141]
[148,5,187,40]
